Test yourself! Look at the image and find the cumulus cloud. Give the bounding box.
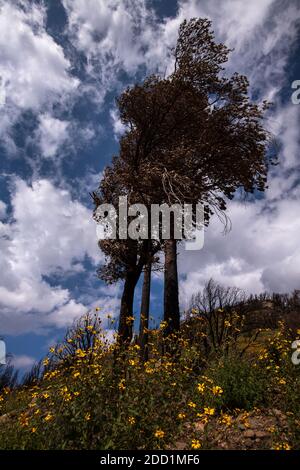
[37,114,70,159]
[0,0,78,151]
[32,106,100,163]
[0,201,7,219]
[63,0,157,97]
[179,193,300,304]
[199,0,299,104]
[11,354,36,370]
[110,108,127,139]
[0,178,103,334]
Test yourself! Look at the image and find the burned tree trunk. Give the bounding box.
[118,271,138,345]
[117,241,150,346]
[164,238,180,335]
[139,261,152,361]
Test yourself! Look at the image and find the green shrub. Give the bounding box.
[206,355,270,410]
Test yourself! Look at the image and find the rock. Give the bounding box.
[273,409,284,418]
[0,411,16,424]
[248,418,260,427]
[255,430,270,438]
[194,422,206,433]
[0,413,10,424]
[173,441,186,450]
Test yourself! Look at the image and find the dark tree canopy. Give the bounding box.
[93,18,272,344]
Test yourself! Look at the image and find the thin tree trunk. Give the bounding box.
[164,238,180,335]
[117,241,149,347]
[139,261,152,361]
[118,271,137,346]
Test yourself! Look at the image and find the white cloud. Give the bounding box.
[63,0,163,105]
[37,114,69,158]
[110,108,126,139]
[179,194,300,305]
[267,104,300,174]
[0,200,6,219]
[0,1,78,151]
[0,178,104,334]
[11,354,36,369]
[63,0,154,69]
[145,0,300,103]
[47,300,88,329]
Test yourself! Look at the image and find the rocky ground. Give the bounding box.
[173,409,295,450]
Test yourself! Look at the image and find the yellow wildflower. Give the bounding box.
[128,359,138,367]
[44,413,53,422]
[154,429,165,439]
[212,386,223,396]
[219,413,232,426]
[19,413,29,427]
[273,443,291,450]
[196,414,209,424]
[188,401,197,408]
[118,379,126,391]
[191,439,201,449]
[64,393,72,402]
[75,349,86,358]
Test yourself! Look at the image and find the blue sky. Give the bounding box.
[0,0,299,373]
